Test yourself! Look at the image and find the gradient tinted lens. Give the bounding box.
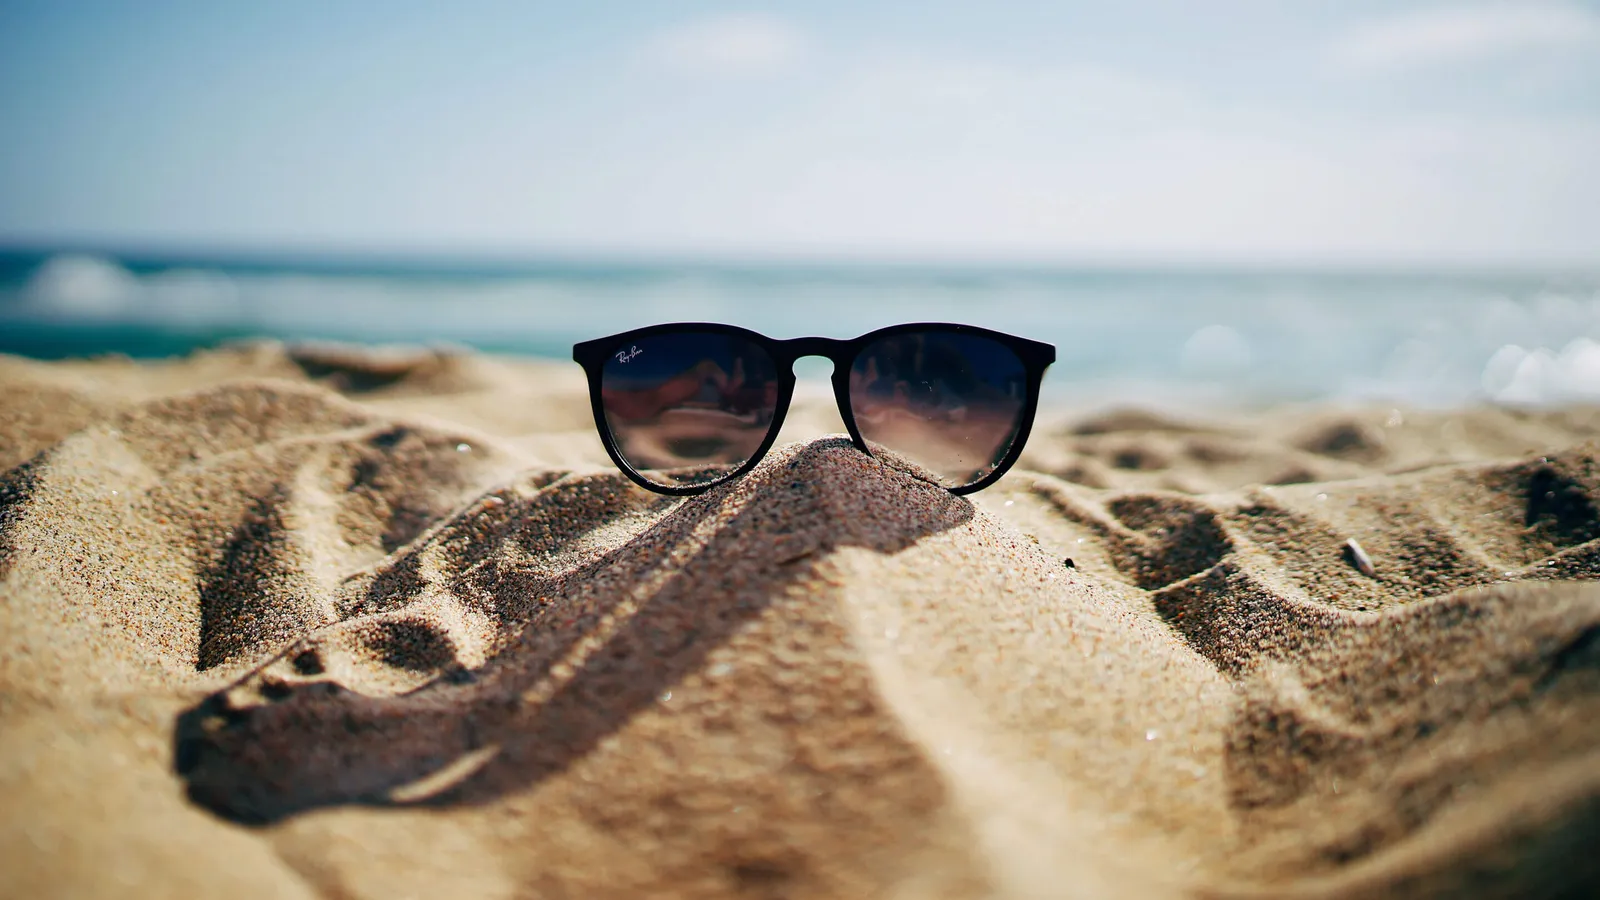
[848,331,1029,488]
[600,332,781,488]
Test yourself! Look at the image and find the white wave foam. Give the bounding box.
[1180,324,1252,376]
[1481,337,1600,406]
[25,254,141,315]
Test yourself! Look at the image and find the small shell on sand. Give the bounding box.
[1344,538,1376,577]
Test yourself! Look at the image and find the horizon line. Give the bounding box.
[1,234,1598,279]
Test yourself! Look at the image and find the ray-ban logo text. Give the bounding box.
[615,345,643,363]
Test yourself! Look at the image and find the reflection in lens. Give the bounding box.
[601,332,781,488]
[848,331,1028,488]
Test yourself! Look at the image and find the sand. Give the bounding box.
[1,341,1598,899]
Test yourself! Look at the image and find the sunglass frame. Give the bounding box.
[572,321,1056,496]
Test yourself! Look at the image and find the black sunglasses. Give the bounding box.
[572,322,1056,496]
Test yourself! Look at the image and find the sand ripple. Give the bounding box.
[1,344,1598,898]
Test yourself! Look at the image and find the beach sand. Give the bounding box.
[2,342,1598,898]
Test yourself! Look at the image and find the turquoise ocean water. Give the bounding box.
[3,247,1599,411]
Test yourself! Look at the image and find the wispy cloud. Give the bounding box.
[544,48,1600,264]
[1332,2,1600,71]
[645,13,808,75]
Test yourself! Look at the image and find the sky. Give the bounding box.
[1,0,1598,266]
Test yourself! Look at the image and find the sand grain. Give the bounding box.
[2,344,1598,898]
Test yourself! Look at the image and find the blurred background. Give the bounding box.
[2,0,1598,409]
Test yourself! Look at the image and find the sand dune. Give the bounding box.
[2,343,1598,898]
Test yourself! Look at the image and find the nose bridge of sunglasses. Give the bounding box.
[772,354,850,446]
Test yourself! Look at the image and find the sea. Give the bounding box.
[3,247,1599,412]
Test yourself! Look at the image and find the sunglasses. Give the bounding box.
[572,322,1056,496]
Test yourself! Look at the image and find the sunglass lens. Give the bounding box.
[600,332,781,488]
[848,331,1030,488]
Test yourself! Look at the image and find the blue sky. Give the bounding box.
[2,1,1598,265]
